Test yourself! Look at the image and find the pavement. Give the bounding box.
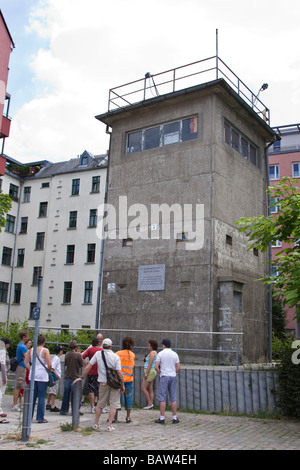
[0,394,300,451]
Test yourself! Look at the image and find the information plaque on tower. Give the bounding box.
[138,264,166,291]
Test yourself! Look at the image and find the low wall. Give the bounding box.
[133,366,279,414]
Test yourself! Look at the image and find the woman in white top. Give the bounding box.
[24,334,51,423]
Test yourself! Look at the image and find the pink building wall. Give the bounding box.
[0,10,14,139]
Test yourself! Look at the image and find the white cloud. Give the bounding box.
[4,0,300,162]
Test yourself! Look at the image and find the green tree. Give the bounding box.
[236,177,300,322]
[0,193,12,231]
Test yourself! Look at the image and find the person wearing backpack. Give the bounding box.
[12,331,29,411]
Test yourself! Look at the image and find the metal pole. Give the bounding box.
[216,29,219,79]
[21,277,43,442]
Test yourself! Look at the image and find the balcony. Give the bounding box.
[0,115,11,138]
[106,56,270,124]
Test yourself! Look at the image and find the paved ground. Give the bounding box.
[0,395,300,451]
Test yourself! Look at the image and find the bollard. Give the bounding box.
[72,380,81,428]
[21,385,31,442]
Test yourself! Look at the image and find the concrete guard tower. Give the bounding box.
[96,57,277,363]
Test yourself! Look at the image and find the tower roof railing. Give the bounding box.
[107,56,270,124]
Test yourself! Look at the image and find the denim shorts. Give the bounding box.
[158,375,177,403]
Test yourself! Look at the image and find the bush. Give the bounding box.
[275,341,300,418]
[0,320,29,357]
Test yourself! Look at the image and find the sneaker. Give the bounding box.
[93,423,100,431]
[126,418,132,423]
[154,418,165,425]
[102,406,110,413]
[50,407,60,412]
[91,407,95,414]
[143,404,154,410]
[172,418,180,424]
[46,405,51,410]
[11,405,20,412]
[106,425,115,432]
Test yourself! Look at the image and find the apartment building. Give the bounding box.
[95,57,277,363]
[269,123,300,336]
[0,151,107,330]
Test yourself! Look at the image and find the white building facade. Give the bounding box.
[0,151,107,330]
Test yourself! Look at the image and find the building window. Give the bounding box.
[270,197,280,214]
[29,302,37,319]
[63,282,72,304]
[66,245,75,264]
[69,211,77,228]
[17,249,25,267]
[89,209,97,227]
[87,243,96,263]
[0,282,9,303]
[20,217,28,234]
[2,247,12,266]
[84,281,93,304]
[41,182,50,188]
[9,183,19,201]
[224,120,258,168]
[13,283,21,304]
[23,186,31,203]
[32,266,42,285]
[39,202,48,217]
[292,162,300,178]
[5,214,15,233]
[71,178,80,195]
[35,232,45,250]
[91,176,100,193]
[269,164,279,180]
[127,116,198,153]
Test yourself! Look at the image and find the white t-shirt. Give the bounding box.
[90,348,121,383]
[51,355,61,379]
[156,348,180,377]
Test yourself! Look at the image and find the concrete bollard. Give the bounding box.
[72,380,82,428]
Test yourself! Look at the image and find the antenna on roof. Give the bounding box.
[145,72,159,98]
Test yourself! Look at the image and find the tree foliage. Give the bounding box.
[0,193,12,231]
[236,177,300,321]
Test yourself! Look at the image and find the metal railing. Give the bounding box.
[35,326,243,370]
[107,56,270,123]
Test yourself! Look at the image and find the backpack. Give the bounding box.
[10,357,20,372]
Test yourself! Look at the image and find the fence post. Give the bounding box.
[236,336,239,371]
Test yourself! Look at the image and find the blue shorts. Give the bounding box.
[158,376,177,403]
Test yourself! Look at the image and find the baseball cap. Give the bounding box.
[102,338,113,347]
[162,338,171,348]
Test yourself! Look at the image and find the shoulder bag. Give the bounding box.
[101,350,123,389]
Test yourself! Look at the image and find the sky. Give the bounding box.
[1,0,300,163]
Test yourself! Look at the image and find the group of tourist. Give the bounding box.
[0,330,181,431]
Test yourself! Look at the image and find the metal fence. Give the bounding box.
[34,326,243,370]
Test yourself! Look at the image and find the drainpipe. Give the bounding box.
[265,136,280,362]
[95,125,111,331]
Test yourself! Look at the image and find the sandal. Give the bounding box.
[0,419,9,423]
[37,419,48,423]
